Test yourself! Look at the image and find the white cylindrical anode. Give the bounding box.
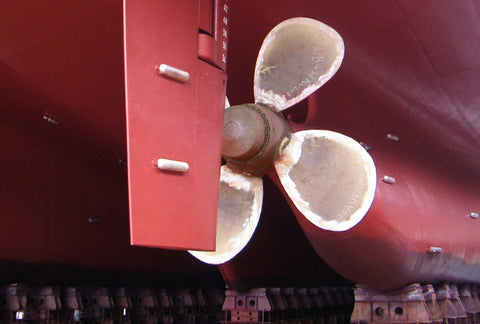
[158,64,190,82]
[382,175,396,184]
[387,133,400,141]
[157,158,189,173]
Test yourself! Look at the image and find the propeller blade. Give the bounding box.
[275,130,376,231]
[254,17,344,112]
[189,165,263,264]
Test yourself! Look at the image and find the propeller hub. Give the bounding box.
[222,103,291,176]
[222,105,266,160]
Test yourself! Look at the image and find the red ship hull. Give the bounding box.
[1,0,479,297]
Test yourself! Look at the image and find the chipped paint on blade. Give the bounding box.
[254,18,344,112]
[219,166,253,192]
[275,130,377,231]
[188,166,263,264]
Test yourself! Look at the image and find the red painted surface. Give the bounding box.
[0,0,479,291]
[0,0,224,284]
[124,0,226,250]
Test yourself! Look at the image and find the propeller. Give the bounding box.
[189,17,376,264]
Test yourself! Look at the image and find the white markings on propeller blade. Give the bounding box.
[338,176,367,222]
[284,40,328,100]
[260,65,278,75]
